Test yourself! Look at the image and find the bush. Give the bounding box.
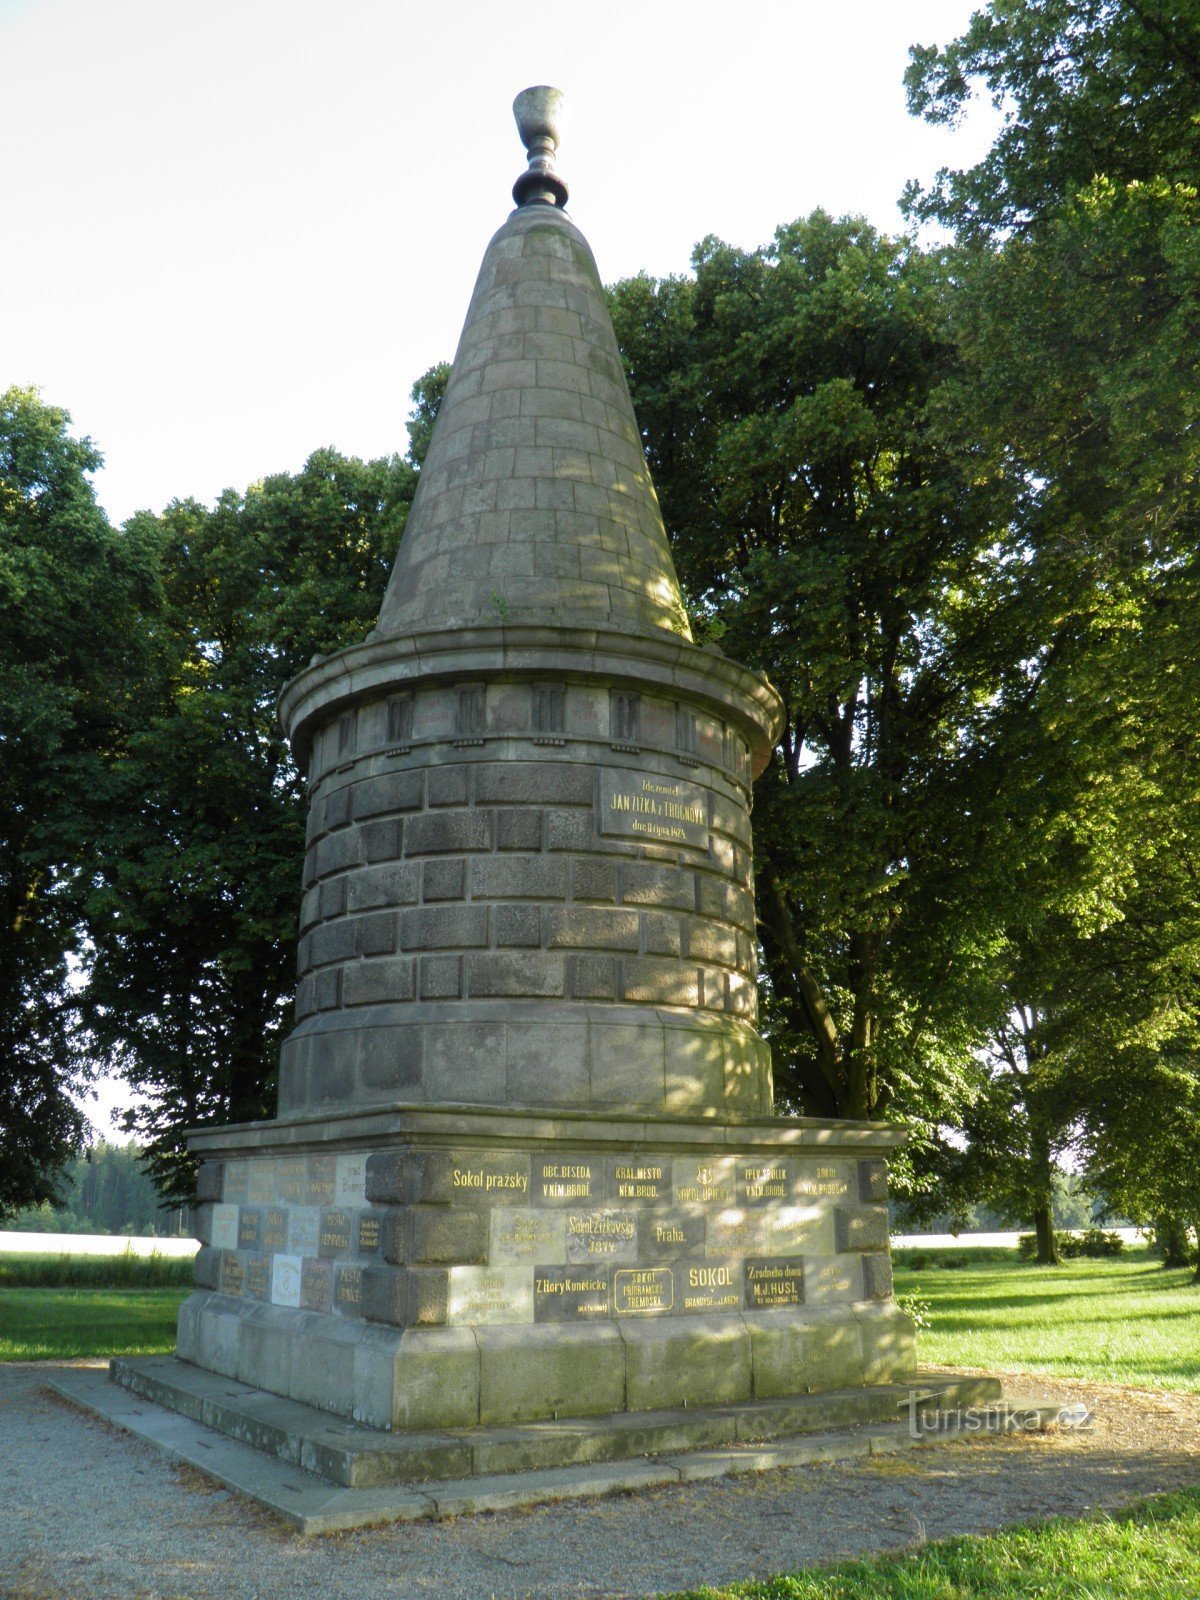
[1018,1229,1125,1261]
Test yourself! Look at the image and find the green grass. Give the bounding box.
[0,1249,194,1288]
[896,1247,1200,1391]
[662,1485,1200,1597]
[0,1285,188,1359]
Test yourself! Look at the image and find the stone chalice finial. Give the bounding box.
[512,85,568,209]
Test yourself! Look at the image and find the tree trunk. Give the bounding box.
[1156,1213,1191,1269]
[1033,1199,1060,1266]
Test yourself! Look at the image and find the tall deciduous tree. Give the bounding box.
[0,387,161,1215]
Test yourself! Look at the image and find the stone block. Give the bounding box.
[390,1327,481,1430]
[862,1252,894,1301]
[856,1302,916,1385]
[589,1021,665,1104]
[478,1324,626,1424]
[622,1314,751,1410]
[353,771,423,819]
[470,855,566,899]
[312,968,340,1011]
[505,1020,589,1103]
[324,785,352,830]
[858,1159,889,1204]
[309,918,358,967]
[545,808,602,852]
[621,958,699,1008]
[685,919,739,967]
[466,952,565,999]
[745,1309,865,1397]
[176,1291,204,1359]
[401,903,490,950]
[235,1308,294,1399]
[342,957,415,1007]
[835,1206,890,1253]
[571,858,617,902]
[290,1330,356,1416]
[620,863,695,910]
[405,811,494,855]
[497,807,544,850]
[571,954,617,1000]
[359,911,397,956]
[314,831,362,879]
[382,1206,490,1266]
[194,1162,223,1203]
[546,906,639,950]
[319,875,348,920]
[346,861,418,910]
[362,819,404,861]
[192,1246,220,1290]
[427,765,470,807]
[493,903,541,946]
[422,858,465,901]
[424,1019,507,1099]
[419,955,463,999]
[474,762,592,805]
[361,1265,410,1326]
[359,1022,423,1091]
[643,912,683,957]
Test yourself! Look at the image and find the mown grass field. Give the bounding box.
[894,1248,1200,1392]
[665,1486,1200,1598]
[0,1251,189,1360]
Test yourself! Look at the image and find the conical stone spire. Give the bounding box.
[376,96,691,642]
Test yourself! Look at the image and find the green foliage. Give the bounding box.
[80,448,415,1200]
[0,1248,192,1287]
[1017,1228,1124,1261]
[2,1139,183,1234]
[0,387,161,1217]
[0,1286,186,1360]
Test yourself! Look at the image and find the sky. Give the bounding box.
[2,0,997,1139]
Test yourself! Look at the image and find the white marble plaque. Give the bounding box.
[210,1204,239,1251]
[490,1208,566,1265]
[271,1253,303,1308]
[792,1161,856,1201]
[335,1153,368,1205]
[446,1265,533,1325]
[705,1206,767,1257]
[803,1254,863,1305]
[765,1203,832,1255]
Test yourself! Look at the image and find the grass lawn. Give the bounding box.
[664,1485,1200,1598]
[0,1286,187,1360]
[896,1248,1200,1392]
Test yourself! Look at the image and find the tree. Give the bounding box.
[0,387,161,1216]
[81,448,415,1199]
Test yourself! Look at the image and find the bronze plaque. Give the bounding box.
[614,1266,674,1315]
[599,770,708,849]
[261,1207,288,1251]
[679,1261,741,1312]
[319,1208,353,1257]
[744,1258,805,1308]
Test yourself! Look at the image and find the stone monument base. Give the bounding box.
[179,1105,913,1430]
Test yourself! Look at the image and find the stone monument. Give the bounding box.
[113,87,915,1465]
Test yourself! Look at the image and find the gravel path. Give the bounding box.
[3,1362,1199,1600]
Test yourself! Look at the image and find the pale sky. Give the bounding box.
[2,0,996,1139]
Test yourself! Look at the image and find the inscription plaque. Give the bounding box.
[599,770,709,849]
[319,1208,354,1257]
[706,1206,766,1256]
[335,1265,363,1312]
[614,1266,674,1315]
[335,1153,367,1204]
[490,1208,566,1265]
[271,1253,303,1308]
[534,1156,595,1202]
[246,1160,275,1204]
[356,1213,381,1256]
[534,1266,611,1321]
[305,1154,336,1205]
[219,1251,244,1296]
[804,1255,863,1305]
[744,1257,804,1308]
[607,1157,667,1201]
[245,1255,270,1300]
[223,1162,249,1204]
[680,1261,741,1311]
[450,1154,530,1201]
[210,1203,239,1252]
[566,1208,637,1263]
[261,1207,288,1251]
[638,1211,705,1260]
[287,1206,320,1256]
[301,1257,332,1311]
[447,1265,534,1325]
[277,1157,306,1203]
[739,1161,790,1202]
[766,1203,828,1255]
[673,1158,735,1206]
[793,1162,855,1200]
[237,1208,261,1250]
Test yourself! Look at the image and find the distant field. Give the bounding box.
[896,1248,1200,1392]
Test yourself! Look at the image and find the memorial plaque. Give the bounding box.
[534,1156,596,1203]
[447,1265,534,1325]
[335,1265,363,1313]
[301,1257,333,1312]
[277,1157,306,1203]
[638,1210,705,1261]
[356,1212,381,1256]
[679,1261,741,1312]
[672,1158,735,1206]
[319,1208,354,1257]
[804,1254,863,1305]
[305,1154,336,1205]
[335,1153,368,1205]
[534,1266,611,1321]
[271,1253,303,1308]
[261,1207,288,1251]
[449,1153,530,1202]
[210,1203,239,1252]
[614,1266,674,1315]
[223,1161,250,1204]
[566,1207,637,1263]
[765,1203,829,1255]
[706,1206,766,1256]
[287,1207,320,1256]
[246,1160,276,1204]
[793,1161,856,1201]
[606,1157,667,1202]
[599,770,708,849]
[744,1257,804,1309]
[237,1207,261,1250]
[490,1208,566,1265]
[219,1251,244,1296]
[738,1160,791,1203]
[245,1255,270,1300]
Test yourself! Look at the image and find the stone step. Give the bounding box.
[110,1356,1001,1488]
